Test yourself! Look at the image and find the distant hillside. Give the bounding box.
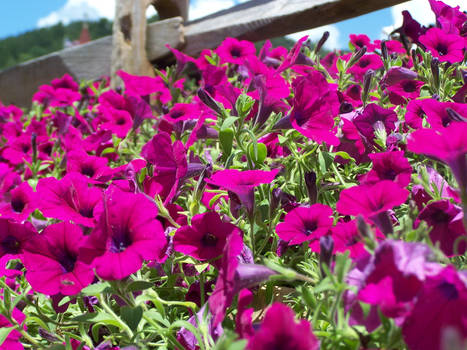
[0,19,114,71]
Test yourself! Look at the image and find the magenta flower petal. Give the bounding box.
[0,181,37,222]
[206,168,279,212]
[419,27,465,63]
[407,122,467,193]
[247,303,320,350]
[37,173,102,227]
[402,266,467,350]
[216,37,256,65]
[141,132,187,204]
[336,180,409,218]
[360,151,412,188]
[353,103,398,142]
[358,240,441,320]
[289,70,340,146]
[173,211,242,262]
[276,204,333,245]
[416,200,466,257]
[80,188,166,280]
[0,219,36,259]
[23,222,94,295]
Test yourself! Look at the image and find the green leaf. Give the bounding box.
[247,142,267,165]
[219,128,234,158]
[81,282,111,296]
[0,327,14,346]
[121,306,143,332]
[144,310,170,327]
[221,117,239,130]
[73,312,122,328]
[100,147,116,156]
[333,151,354,161]
[127,281,154,292]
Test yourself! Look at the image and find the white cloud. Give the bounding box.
[382,0,467,37]
[37,0,115,27]
[37,0,242,26]
[287,25,341,50]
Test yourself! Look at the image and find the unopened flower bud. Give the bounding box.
[315,31,330,55]
[304,171,317,205]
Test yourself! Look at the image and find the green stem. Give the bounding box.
[97,295,134,339]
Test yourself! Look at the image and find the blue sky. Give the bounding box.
[0,0,465,49]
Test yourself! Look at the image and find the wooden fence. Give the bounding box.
[0,0,407,107]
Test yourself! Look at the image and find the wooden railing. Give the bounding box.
[0,0,407,107]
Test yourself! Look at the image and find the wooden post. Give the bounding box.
[151,0,189,22]
[111,0,155,88]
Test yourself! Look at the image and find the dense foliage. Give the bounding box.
[0,19,113,70]
[0,0,467,349]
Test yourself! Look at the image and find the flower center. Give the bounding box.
[81,165,95,177]
[58,250,77,273]
[170,110,184,119]
[116,118,126,125]
[438,281,458,300]
[435,43,448,56]
[11,197,25,213]
[79,207,94,218]
[382,169,397,180]
[402,80,417,93]
[359,59,370,68]
[201,233,218,247]
[1,236,21,255]
[110,228,132,253]
[432,209,451,223]
[230,47,242,58]
[303,222,318,236]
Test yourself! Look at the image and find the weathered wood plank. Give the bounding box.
[0,17,184,107]
[183,0,407,55]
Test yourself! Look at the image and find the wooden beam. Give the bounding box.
[0,17,184,107]
[182,0,407,56]
[0,0,408,107]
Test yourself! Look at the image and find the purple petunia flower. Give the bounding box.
[80,188,167,280]
[360,151,412,188]
[337,180,409,219]
[37,173,102,227]
[275,204,333,245]
[117,70,171,103]
[66,150,112,182]
[23,222,94,295]
[402,265,467,350]
[288,70,340,146]
[0,307,26,350]
[415,200,466,256]
[419,27,465,64]
[357,240,441,321]
[246,303,319,350]
[205,168,279,213]
[141,132,187,204]
[0,219,36,261]
[421,98,467,129]
[216,37,256,65]
[0,181,37,222]
[353,103,398,142]
[407,122,467,194]
[173,211,242,262]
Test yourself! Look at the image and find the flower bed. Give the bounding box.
[0,1,467,349]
